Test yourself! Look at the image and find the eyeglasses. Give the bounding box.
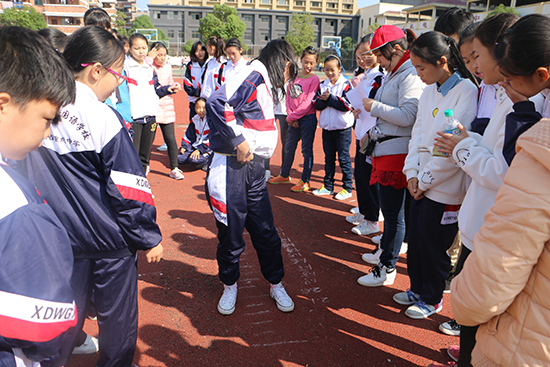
[358,51,375,60]
[81,63,130,86]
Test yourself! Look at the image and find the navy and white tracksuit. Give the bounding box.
[178,113,211,168]
[0,159,76,367]
[18,81,162,367]
[205,60,284,286]
[184,60,207,119]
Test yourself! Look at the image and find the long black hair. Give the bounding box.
[190,40,206,64]
[411,31,478,86]
[475,13,518,53]
[63,26,124,74]
[495,14,550,77]
[84,7,111,30]
[36,27,68,53]
[258,39,297,105]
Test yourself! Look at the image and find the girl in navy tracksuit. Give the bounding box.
[184,40,208,119]
[313,55,355,200]
[19,27,163,367]
[206,40,298,316]
[178,97,211,169]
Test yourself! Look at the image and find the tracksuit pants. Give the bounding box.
[407,197,458,305]
[178,150,210,168]
[206,153,284,286]
[321,127,353,192]
[132,117,157,173]
[354,141,380,221]
[42,255,138,367]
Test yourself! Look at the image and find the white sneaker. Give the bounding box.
[372,235,382,245]
[346,212,364,225]
[72,334,99,355]
[362,247,382,265]
[157,143,168,151]
[217,283,238,315]
[270,282,294,312]
[265,169,271,182]
[350,206,360,214]
[145,165,150,176]
[334,189,352,200]
[351,220,380,235]
[357,264,396,287]
[170,167,184,180]
[400,242,408,255]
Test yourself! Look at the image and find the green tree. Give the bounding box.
[113,10,128,37]
[130,14,168,41]
[368,22,381,33]
[340,36,356,70]
[285,12,315,56]
[487,4,520,17]
[0,6,47,30]
[182,39,194,55]
[198,4,246,45]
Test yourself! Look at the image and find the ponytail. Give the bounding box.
[411,31,478,86]
[207,36,226,63]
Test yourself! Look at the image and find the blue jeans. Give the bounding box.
[280,113,317,183]
[321,127,353,192]
[378,184,406,269]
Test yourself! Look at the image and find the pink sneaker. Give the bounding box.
[447,345,459,362]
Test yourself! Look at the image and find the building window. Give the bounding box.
[167,11,173,19]
[242,14,253,22]
[243,33,252,42]
[35,0,42,5]
[342,20,350,28]
[277,16,286,24]
[311,1,320,6]
[190,12,201,20]
[313,19,319,25]
[343,4,351,9]
[327,19,335,27]
[243,0,253,3]
[327,3,336,8]
[278,0,287,4]
[178,30,184,39]
[168,30,174,38]
[261,0,270,3]
[261,32,269,41]
[260,15,269,22]
[295,0,303,5]
[154,11,161,19]
[191,30,200,38]
[178,12,183,19]
[51,18,58,25]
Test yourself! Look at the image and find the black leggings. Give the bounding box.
[158,123,178,169]
[132,117,157,173]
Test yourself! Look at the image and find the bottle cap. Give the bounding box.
[444,109,454,117]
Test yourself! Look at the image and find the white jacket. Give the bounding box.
[124,56,159,119]
[403,76,478,205]
[201,56,225,99]
[315,75,354,131]
[354,66,385,140]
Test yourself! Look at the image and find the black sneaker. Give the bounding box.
[439,319,461,336]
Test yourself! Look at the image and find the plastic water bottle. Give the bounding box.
[433,109,461,157]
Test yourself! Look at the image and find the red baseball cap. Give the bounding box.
[370,25,406,51]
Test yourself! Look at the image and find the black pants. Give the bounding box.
[132,117,157,173]
[158,123,178,170]
[42,255,138,367]
[354,141,380,221]
[453,246,478,367]
[321,127,353,192]
[206,154,284,286]
[407,197,457,305]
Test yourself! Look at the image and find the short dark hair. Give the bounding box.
[225,38,242,51]
[63,26,124,74]
[495,14,550,77]
[190,40,206,63]
[434,7,475,37]
[324,54,342,68]
[207,36,226,62]
[475,13,519,53]
[129,33,147,48]
[150,41,167,52]
[36,27,68,53]
[301,46,319,62]
[196,97,207,105]
[258,39,297,105]
[0,26,75,109]
[84,8,111,30]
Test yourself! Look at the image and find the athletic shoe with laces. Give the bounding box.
[352,220,380,235]
[217,283,238,315]
[439,319,461,336]
[157,143,168,151]
[268,175,291,184]
[346,212,365,225]
[270,283,294,312]
[447,345,459,362]
[357,263,396,287]
[399,241,408,255]
[72,334,99,355]
[372,235,382,245]
[312,185,334,196]
[405,299,443,319]
[393,289,421,305]
[362,247,382,265]
[265,169,271,182]
[170,167,184,180]
[350,206,360,214]
[334,189,352,200]
[291,180,310,192]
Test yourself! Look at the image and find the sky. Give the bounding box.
[136,0,380,12]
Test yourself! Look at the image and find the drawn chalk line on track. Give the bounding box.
[251,340,309,347]
[245,310,271,316]
[250,320,273,325]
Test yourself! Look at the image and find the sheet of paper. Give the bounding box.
[347,86,377,137]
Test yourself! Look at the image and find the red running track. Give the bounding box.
[68,78,458,367]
